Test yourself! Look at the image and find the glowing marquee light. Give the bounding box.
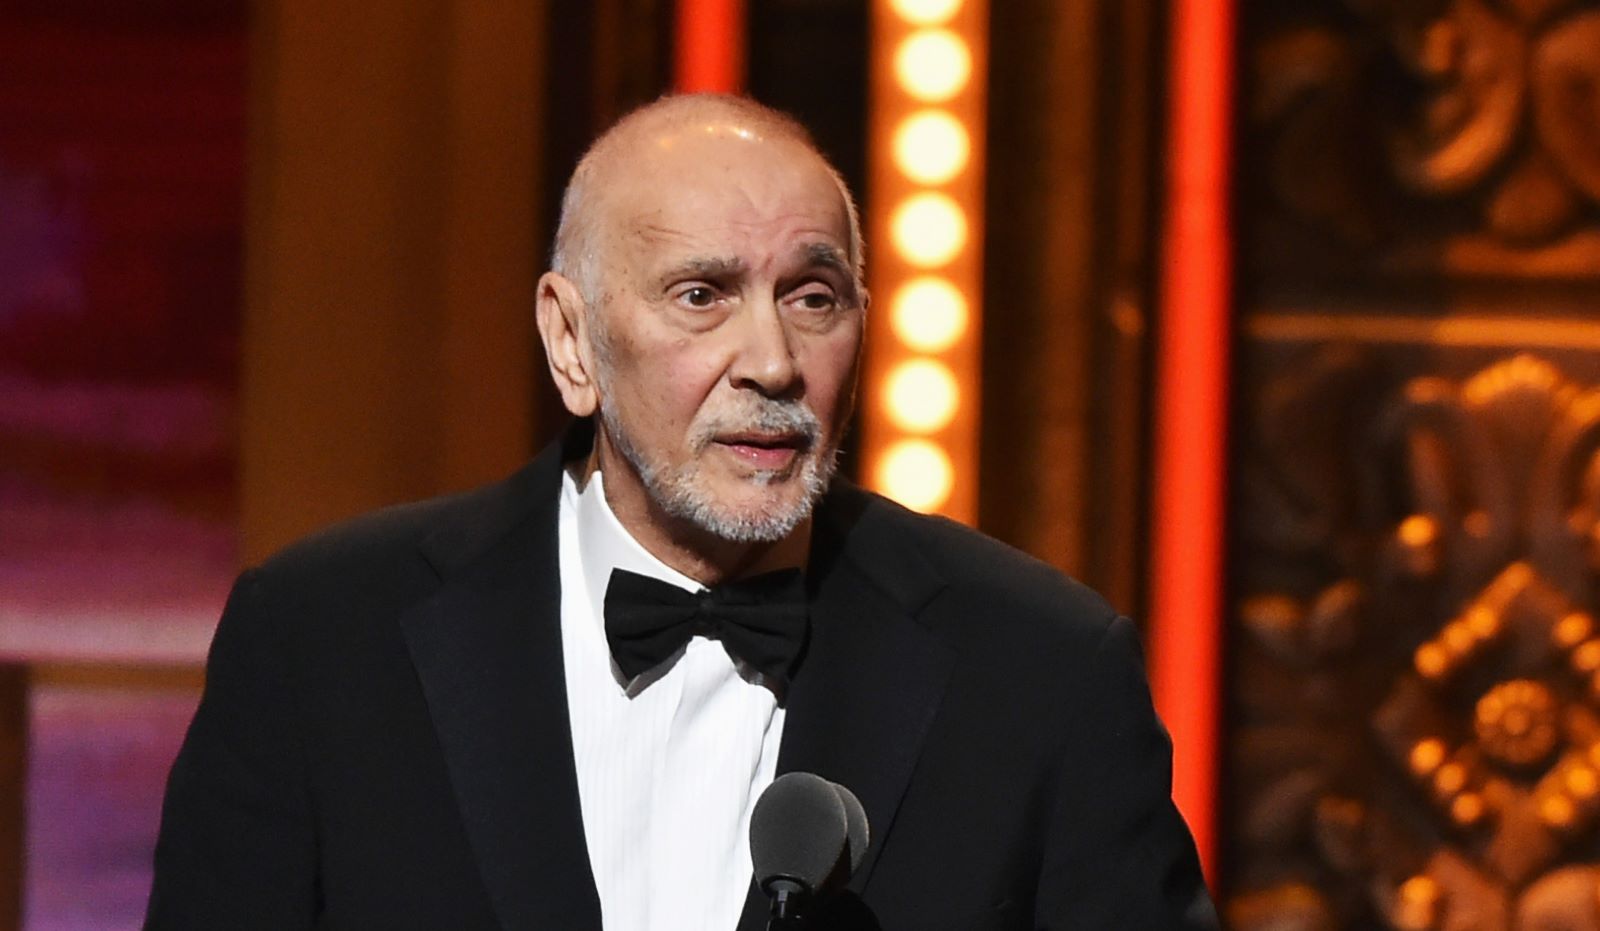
[892,109,970,185]
[884,359,960,433]
[890,192,967,267]
[890,277,968,352]
[867,0,984,522]
[893,29,971,103]
[876,439,955,512]
[889,0,963,25]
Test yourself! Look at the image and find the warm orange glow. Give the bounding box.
[1415,643,1449,678]
[1555,612,1593,648]
[1450,792,1484,825]
[884,359,960,433]
[1408,738,1446,776]
[675,0,746,92]
[1465,607,1499,639]
[1396,875,1439,929]
[1398,514,1437,547]
[876,439,955,511]
[1433,762,1466,795]
[1148,0,1235,885]
[893,110,970,184]
[890,277,968,351]
[891,193,967,266]
[890,0,962,24]
[893,29,971,102]
[1540,794,1575,827]
[865,0,985,523]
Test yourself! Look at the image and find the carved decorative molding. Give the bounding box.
[1247,0,1600,277]
[1230,352,1600,929]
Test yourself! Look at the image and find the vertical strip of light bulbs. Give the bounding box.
[864,0,987,522]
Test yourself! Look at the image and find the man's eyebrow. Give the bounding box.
[801,242,852,276]
[657,256,748,282]
[797,243,862,303]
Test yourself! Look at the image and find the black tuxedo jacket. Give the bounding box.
[146,433,1217,930]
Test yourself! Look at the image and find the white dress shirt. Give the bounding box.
[558,468,786,930]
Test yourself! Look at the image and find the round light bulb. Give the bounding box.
[893,30,971,103]
[891,193,967,267]
[890,0,963,25]
[884,359,960,433]
[875,439,955,512]
[893,110,970,185]
[890,277,968,352]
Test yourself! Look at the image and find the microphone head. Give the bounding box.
[830,780,870,876]
[750,772,849,896]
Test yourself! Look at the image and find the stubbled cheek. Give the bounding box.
[663,346,731,388]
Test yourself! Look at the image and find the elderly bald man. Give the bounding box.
[146,95,1216,931]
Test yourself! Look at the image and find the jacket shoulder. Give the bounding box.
[251,459,547,599]
[831,484,1121,643]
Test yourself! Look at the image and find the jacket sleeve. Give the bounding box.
[144,569,318,929]
[1035,615,1220,930]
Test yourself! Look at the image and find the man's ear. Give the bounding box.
[535,271,599,417]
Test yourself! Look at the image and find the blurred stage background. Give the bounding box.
[1,0,1598,928]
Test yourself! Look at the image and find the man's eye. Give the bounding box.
[795,290,838,311]
[680,286,717,308]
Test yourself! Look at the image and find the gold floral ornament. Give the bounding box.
[1254,0,1600,252]
[1475,679,1561,768]
[1231,353,1600,929]
[1343,0,1600,242]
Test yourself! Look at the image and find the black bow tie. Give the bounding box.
[603,567,809,687]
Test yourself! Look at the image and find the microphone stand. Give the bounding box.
[765,878,808,931]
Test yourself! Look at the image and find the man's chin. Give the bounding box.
[670,478,819,544]
[634,443,836,543]
[702,483,808,520]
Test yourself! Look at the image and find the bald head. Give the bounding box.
[550,94,863,305]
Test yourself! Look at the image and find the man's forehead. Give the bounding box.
[603,154,849,257]
[634,239,854,278]
[618,134,842,206]
[616,206,850,271]
[624,206,849,247]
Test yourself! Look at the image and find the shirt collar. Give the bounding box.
[568,468,702,633]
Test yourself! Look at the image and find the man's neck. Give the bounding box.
[570,451,811,587]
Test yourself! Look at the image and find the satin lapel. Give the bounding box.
[400,447,601,930]
[737,489,956,930]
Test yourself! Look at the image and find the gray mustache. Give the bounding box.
[692,401,821,450]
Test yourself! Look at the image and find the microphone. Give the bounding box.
[750,772,870,928]
[835,780,869,877]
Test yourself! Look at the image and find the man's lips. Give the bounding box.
[713,433,808,469]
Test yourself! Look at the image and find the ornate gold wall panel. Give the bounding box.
[1246,0,1600,282]
[1230,1,1600,928]
[1231,347,1600,928]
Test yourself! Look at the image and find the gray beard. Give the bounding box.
[597,393,837,544]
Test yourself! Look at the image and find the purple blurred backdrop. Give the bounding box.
[1,2,247,926]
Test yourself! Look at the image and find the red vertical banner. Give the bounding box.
[674,0,747,93]
[1149,0,1235,886]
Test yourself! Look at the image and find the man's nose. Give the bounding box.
[728,298,800,398]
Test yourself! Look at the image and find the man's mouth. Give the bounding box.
[713,432,809,470]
